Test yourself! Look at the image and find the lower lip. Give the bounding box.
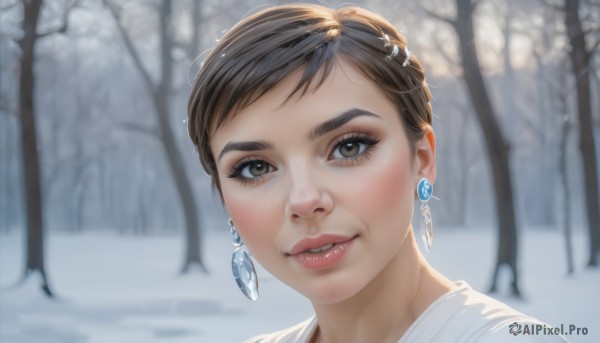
[291,237,355,270]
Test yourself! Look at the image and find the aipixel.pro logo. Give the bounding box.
[508,322,588,337]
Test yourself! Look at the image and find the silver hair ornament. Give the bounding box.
[402,46,412,67]
[381,33,410,67]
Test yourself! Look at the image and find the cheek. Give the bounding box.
[348,150,414,222]
[223,191,280,256]
[376,158,411,210]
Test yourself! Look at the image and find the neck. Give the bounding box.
[310,228,454,343]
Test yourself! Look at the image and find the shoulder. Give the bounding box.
[243,316,317,343]
[401,281,570,342]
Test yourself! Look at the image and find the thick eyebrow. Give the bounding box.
[218,140,273,161]
[307,108,380,141]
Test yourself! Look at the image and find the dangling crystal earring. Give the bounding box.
[417,178,434,251]
[229,219,259,301]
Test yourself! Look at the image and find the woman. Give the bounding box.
[187,4,567,342]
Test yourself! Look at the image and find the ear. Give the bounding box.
[414,125,436,184]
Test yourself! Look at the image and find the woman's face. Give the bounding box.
[211,60,435,304]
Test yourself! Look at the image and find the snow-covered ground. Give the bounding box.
[1,228,598,342]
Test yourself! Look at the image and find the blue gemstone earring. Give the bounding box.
[417,178,434,251]
[229,219,259,301]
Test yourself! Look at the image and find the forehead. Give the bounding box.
[211,60,393,140]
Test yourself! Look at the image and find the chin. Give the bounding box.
[299,272,366,305]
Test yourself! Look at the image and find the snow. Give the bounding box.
[1,228,598,342]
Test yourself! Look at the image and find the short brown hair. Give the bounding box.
[188,4,432,197]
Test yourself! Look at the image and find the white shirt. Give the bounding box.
[244,281,570,342]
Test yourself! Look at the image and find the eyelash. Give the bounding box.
[226,156,267,187]
[329,132,380,166]
[226,132,381,186]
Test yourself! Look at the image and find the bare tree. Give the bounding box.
[104,0,207,273]
[18,0,48,297]
[531,10,577,274]
[13,0,78,296]
[426,0,521,296]
[18,0,53,296]
[556,65,576,275]
[561,0,600,267]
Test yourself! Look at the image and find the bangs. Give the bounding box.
[202,10,343,130]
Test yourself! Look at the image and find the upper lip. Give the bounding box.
[288,234,356,255]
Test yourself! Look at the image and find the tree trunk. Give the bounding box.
[564,0,600,268]
[155,0,206,273]
[558,94,574,275]
[453,0,520,296]
[104,0,208,272]
[18,0,53,297]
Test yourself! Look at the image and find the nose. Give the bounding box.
[284,165,333,221]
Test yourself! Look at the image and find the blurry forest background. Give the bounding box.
[0,0,599,341]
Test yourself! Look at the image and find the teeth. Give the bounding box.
[307,243,334,253]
